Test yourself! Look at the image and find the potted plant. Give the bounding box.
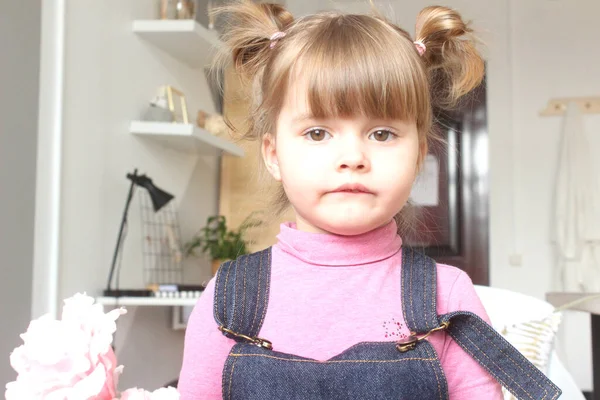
[184,213,262,275]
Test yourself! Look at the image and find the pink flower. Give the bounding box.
[119,386,179,400]
[5,294,126,400]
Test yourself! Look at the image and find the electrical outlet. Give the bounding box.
[509,254,522,267]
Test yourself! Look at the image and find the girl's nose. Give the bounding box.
[336,138,371,172]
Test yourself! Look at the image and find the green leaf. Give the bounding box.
[183,213,264,261]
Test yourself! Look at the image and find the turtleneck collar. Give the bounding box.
[274,219,402,266]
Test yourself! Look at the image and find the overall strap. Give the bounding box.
[213,247,272,346]
[439,311,562,400]
[400,248,561,399]
[400,247,439,333]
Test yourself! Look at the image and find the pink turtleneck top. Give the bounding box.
[178,220,503,399]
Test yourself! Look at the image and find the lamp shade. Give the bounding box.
[127,173,174,212]
[147,185,174,212]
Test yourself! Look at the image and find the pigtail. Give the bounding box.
[415,6,484,109]
[211,1,294,80]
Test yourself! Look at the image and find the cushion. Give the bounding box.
[473,285,563,400]
[499,312,562,399]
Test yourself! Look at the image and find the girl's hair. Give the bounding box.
[211,1,484,228]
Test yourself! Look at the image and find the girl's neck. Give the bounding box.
[275,219,402,266]
[294,214,395,236]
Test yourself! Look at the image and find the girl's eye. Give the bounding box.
[304,129,331,141]
[369,129,396,142]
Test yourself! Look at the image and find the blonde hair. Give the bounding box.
[212,1,484,226]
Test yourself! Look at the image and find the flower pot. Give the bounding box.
[211,258,229,275]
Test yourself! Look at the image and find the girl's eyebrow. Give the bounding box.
[289,115,413,132]
[291,113,317,125]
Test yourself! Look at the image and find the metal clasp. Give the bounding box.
[396,321,450,353]
[218,326,273,350]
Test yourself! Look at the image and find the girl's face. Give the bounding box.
[262,77,423,236]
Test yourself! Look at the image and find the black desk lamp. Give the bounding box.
[104,169,174,297]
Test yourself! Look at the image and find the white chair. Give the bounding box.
[474,285,584,400]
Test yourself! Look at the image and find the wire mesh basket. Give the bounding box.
[138,190,184,286]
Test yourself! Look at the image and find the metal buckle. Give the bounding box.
[218,326,273,350]
[396,321,450,353]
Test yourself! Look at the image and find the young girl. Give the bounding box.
[178,2,561,399]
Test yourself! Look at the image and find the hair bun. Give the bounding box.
[212,1,294,79]
[415,6,484,109]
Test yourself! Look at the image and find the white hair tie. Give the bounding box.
[414,40,426,56]
[270,31,286,49]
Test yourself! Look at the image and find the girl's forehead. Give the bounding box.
[279,81,417,130]
[279,71,411,124]
[282,74,310,112]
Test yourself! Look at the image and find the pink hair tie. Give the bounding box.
[270,31,286,49]
[414,40,426,56]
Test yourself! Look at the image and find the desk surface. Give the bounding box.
[545,292,600,315]
[96,296,201,307]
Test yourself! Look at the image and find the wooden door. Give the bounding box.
[403,83,489,285]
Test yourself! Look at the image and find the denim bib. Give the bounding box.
[213,247,561,400]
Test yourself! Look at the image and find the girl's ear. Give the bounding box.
[261,133,281,181]
[418,140,429,168]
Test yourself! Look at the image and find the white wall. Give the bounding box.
[60,0,218,390]
[293,0,598,391]
[0,0,41,386]
[501,0,600,390]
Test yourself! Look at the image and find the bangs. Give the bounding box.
[288,14,430,126]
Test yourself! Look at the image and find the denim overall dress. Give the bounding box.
[213,247,561,399]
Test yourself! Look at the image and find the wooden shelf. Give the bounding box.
[130,121,244,157]
[132,19,221,68]
[96,296,201,307]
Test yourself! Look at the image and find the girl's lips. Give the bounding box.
[330,183,373,194]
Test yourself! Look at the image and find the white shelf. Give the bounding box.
[130,121,244,157]
[96,296,201,307]
[132,19,221,68]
